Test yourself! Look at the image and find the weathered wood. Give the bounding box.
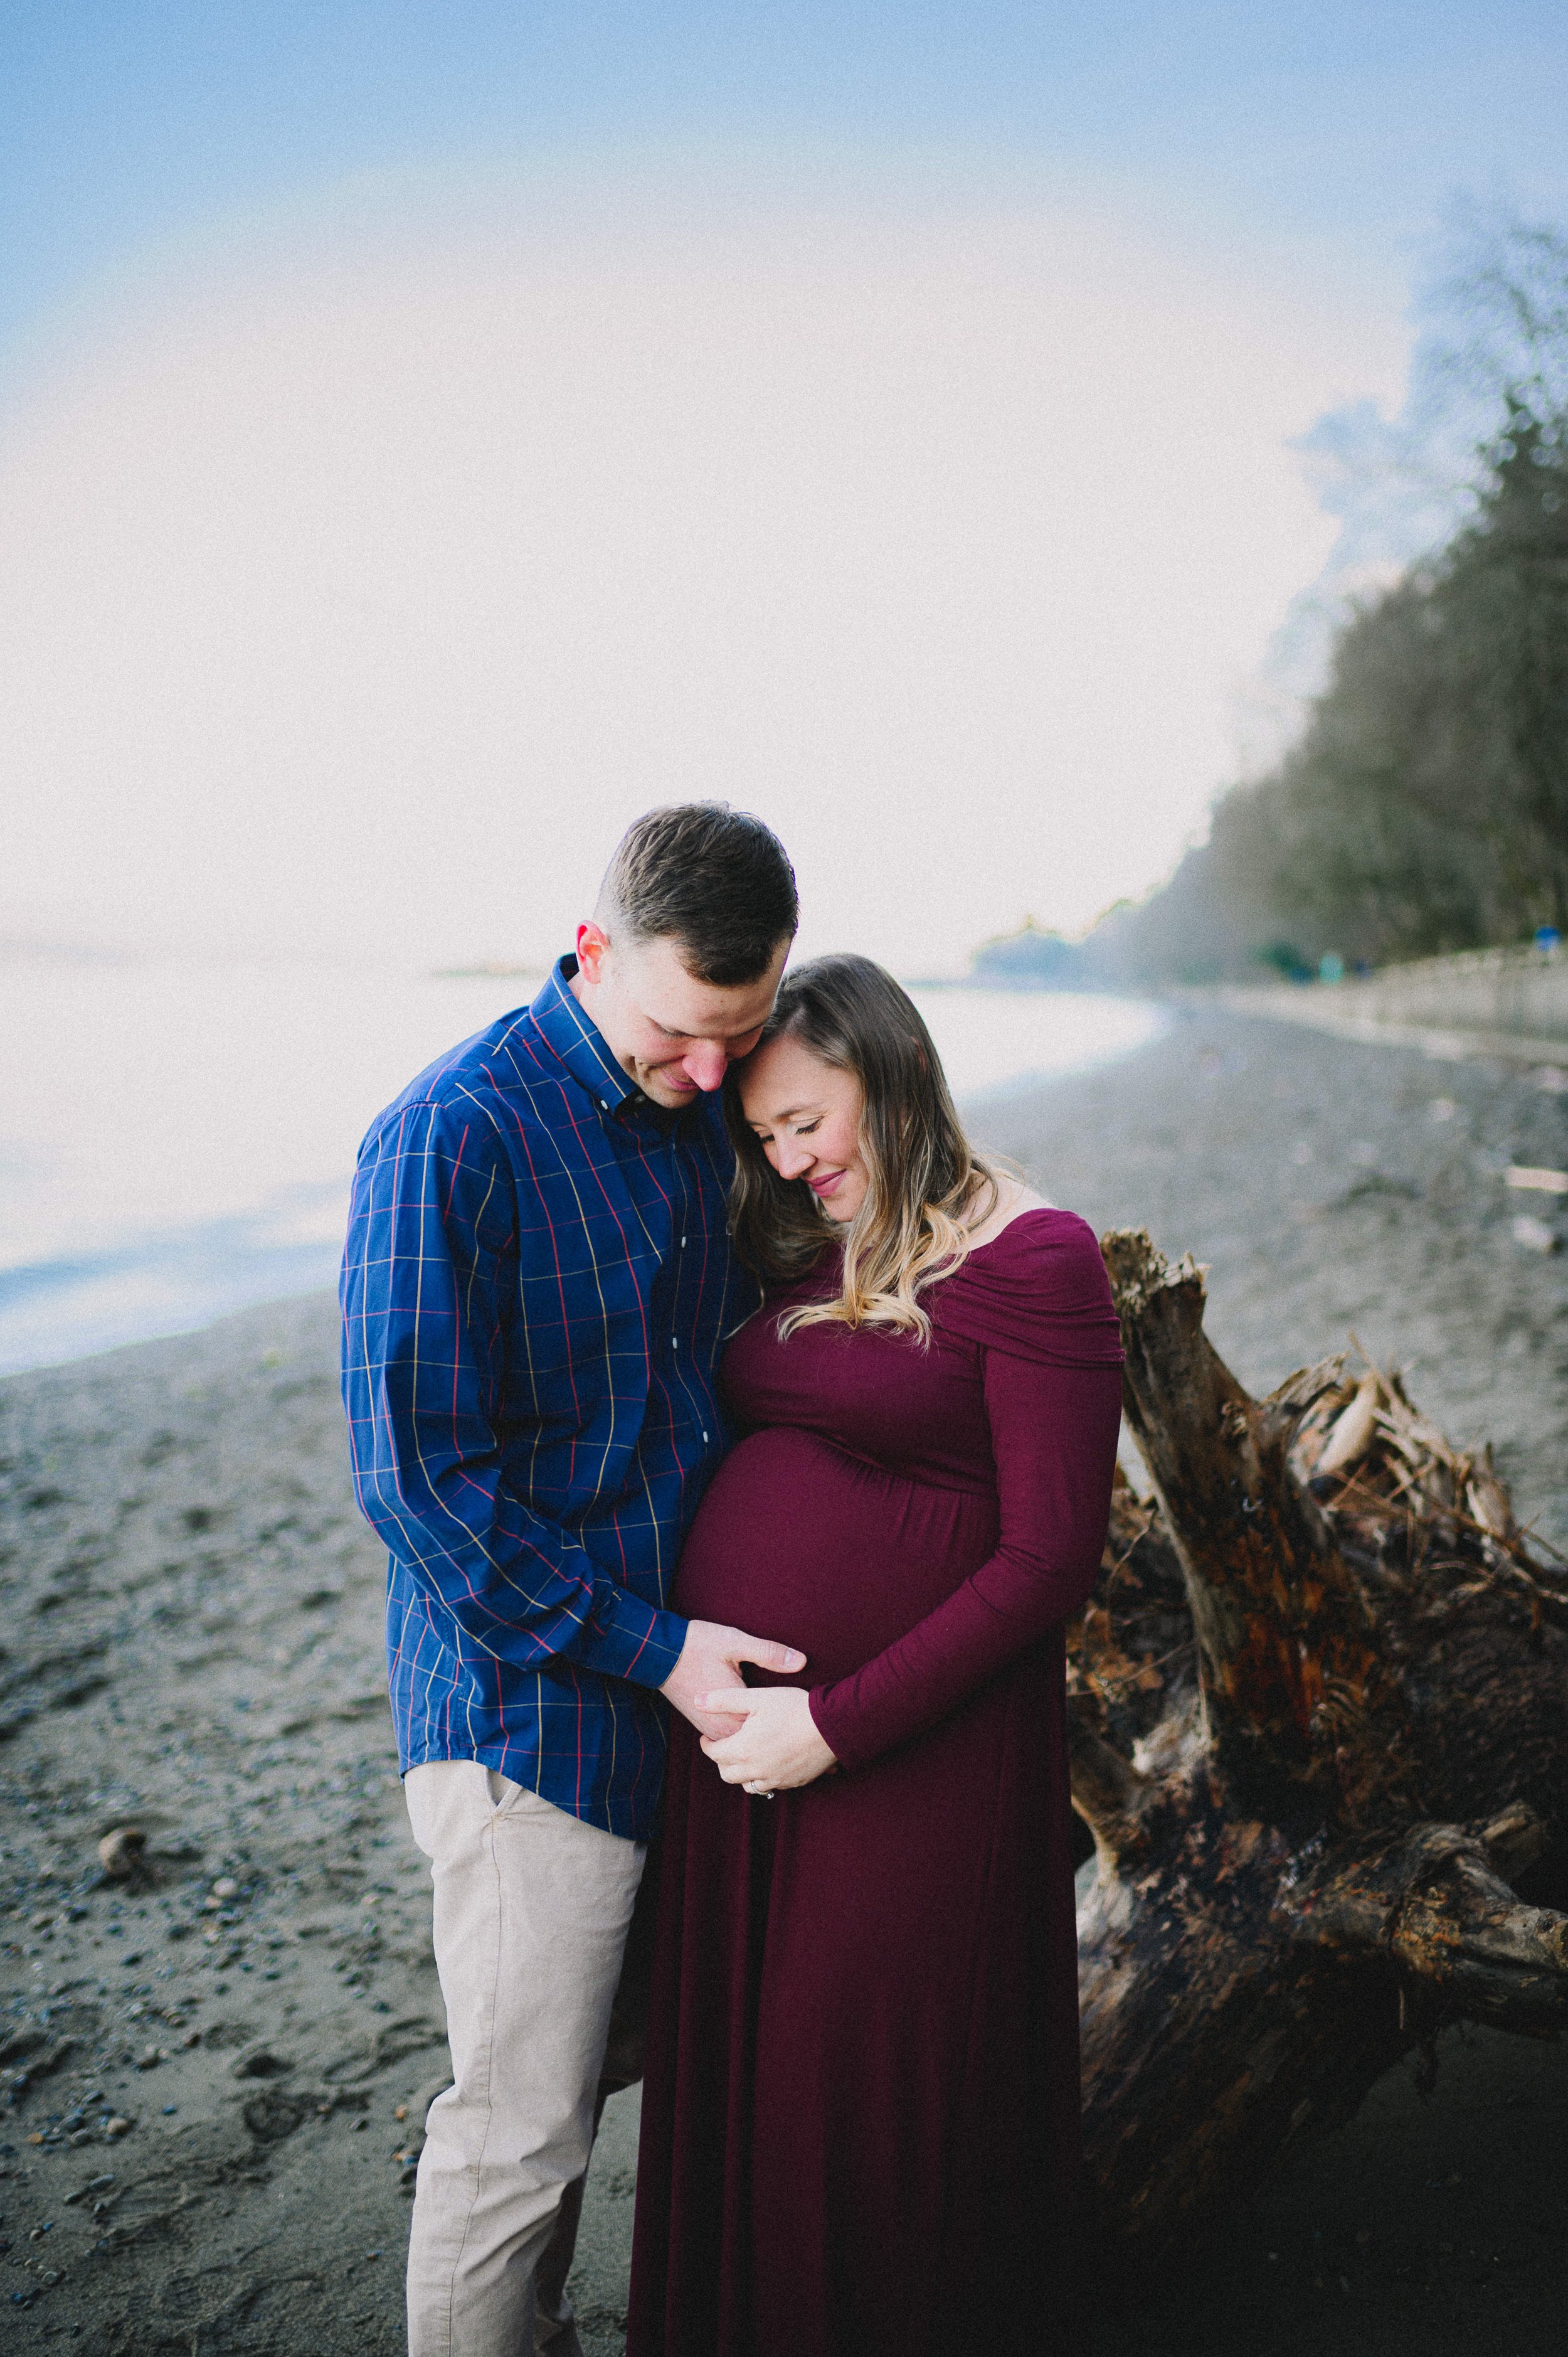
[1097,1230,1407,1826]
[1071,1230,1568,2263]
[1290,1819,1568,2032]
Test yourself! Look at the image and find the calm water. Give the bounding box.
[0,955,1165,1374]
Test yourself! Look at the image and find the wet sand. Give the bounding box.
[2,1007,1565,2350]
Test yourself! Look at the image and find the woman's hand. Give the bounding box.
[697,1686,838,1794]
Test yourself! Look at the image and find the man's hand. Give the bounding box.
[660,1620,807,1741]
[698,1687,837,1792]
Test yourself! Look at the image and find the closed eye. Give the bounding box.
[749,1113,823,1143]
[749,1118,819,1143]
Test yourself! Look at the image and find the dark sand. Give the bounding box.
[2,1006,1565,2351]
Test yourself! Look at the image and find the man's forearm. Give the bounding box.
[354,1444,688,1689]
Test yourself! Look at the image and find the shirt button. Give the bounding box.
[672,1338,679,1351]
[702,1430,709,1443]
[681,1235,687,1247]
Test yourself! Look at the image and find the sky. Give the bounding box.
[3,4,1566,974]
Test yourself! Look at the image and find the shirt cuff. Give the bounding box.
[561,1587,687,1689]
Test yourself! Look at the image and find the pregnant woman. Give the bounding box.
[625,955,1124,2357]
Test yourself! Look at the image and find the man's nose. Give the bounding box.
[681,1041,730,1093]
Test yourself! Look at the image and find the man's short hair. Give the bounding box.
[600,804,798,987]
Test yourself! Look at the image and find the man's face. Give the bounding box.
[571,923,790,1109]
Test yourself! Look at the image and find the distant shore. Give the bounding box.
[0,964,1160,1380]
[3,1005,1565,2353]
[1212,936,1568,1068]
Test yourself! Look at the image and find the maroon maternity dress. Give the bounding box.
[626,1208,1125,2357]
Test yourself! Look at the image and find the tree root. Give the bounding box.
[1071,1228,1568,2260]
[1288,1816,1568,2033]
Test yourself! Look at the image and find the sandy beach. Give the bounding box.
[3,1005,1566,2352]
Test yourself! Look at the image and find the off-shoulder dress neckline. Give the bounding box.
[960,1205,1061,1262]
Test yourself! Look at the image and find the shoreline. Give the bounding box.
[1213,937,1568,1067]
[3,1006,1565,2351]
[0,980,1162,1383]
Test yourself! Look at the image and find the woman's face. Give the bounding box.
[738,1033,869,1223]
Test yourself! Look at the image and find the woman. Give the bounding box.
[626,955,1123,2357]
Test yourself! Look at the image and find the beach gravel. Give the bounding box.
[1,1006,1564,2351]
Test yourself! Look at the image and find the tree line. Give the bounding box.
[1210,396,1568,976]
[995,215,1568,989]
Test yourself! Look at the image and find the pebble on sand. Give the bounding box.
[95,1828,146,1881]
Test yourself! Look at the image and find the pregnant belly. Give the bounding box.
[675,1427,998,1688]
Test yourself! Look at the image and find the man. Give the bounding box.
[340,804,805,2357]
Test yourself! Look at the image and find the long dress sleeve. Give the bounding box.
[631,1205,1117,2353]
[807,1216,1123,1771]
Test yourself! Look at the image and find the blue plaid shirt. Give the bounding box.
[339,957,757,1839]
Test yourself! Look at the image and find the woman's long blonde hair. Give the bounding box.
[724,954,1000,1343]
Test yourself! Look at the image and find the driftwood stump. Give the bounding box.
[1071,1230,1568,2261]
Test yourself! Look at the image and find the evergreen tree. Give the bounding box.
[1091,216,1568,981]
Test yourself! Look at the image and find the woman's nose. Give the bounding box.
[774,1140,815,1181]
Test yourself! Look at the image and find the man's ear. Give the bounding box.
[575,920,611,986]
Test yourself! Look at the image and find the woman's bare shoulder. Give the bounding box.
[961,1174,1052,1253]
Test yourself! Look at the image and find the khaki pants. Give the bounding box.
[404,1761,647,2357]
